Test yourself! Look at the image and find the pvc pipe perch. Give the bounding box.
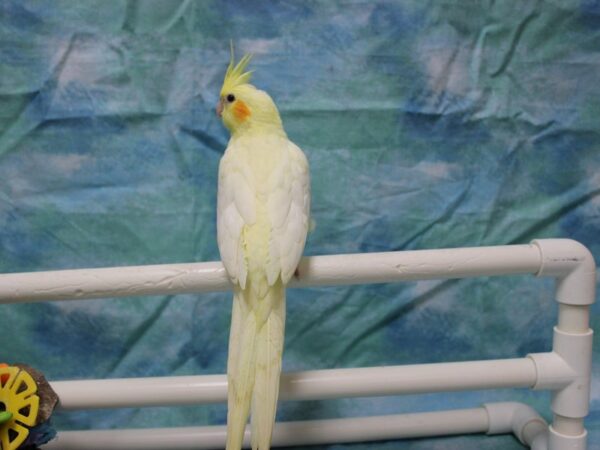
[0,239,593,448]
[42,402,548,450]
[50,358,539,410]
[0,243,543,304]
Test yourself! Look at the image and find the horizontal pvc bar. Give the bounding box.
[0,244,541,303]
[51,357,538,410]
[43,407,490,449]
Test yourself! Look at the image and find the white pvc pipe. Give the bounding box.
[0,261,228,304]
[43,408,491,450]
[43,402,554,450]
[0,244,542,303]
[3,239,594,449]
[551,415,585,436]
[557,304,590,333]
[534,239,597,450]
[44,402,548,450]
[51,358,538,410]
[532,432,549,450]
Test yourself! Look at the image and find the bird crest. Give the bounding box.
[221,43,253,96]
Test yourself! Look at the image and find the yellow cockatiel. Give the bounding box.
[216,51,310,450]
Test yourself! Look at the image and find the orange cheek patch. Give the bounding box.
[233,100,251,122]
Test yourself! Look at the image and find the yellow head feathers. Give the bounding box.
[217,45,284,136]
[220,45,253,97]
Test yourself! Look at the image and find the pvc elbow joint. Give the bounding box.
[531,239,596,306]
[484,402,548,446]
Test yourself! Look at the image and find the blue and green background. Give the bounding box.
[1,1,599,448]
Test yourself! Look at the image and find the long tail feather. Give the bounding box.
[226,289,257,450]
[227,280,285,450]
[251,287,285,450]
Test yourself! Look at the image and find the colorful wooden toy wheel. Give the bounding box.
[0,365,40,450]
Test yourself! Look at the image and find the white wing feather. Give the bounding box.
[217,152,253,289]
[266,141,310,285]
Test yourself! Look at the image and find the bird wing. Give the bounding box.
[217,142,256,290]
[265,140,310,285]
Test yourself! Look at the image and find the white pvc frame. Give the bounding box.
[0,239,594,450]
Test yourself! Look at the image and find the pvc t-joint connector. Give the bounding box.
[550,327,593,419]
[527,352,575,391]
[528,333,593,419]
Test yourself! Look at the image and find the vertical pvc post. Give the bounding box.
[532,239,596,450]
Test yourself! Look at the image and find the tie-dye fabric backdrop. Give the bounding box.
[1,1,599,449]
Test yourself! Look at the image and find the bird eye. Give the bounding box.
[226,94,235,103]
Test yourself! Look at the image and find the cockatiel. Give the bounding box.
[216,50,310,450]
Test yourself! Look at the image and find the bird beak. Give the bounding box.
[216,99,224,118]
